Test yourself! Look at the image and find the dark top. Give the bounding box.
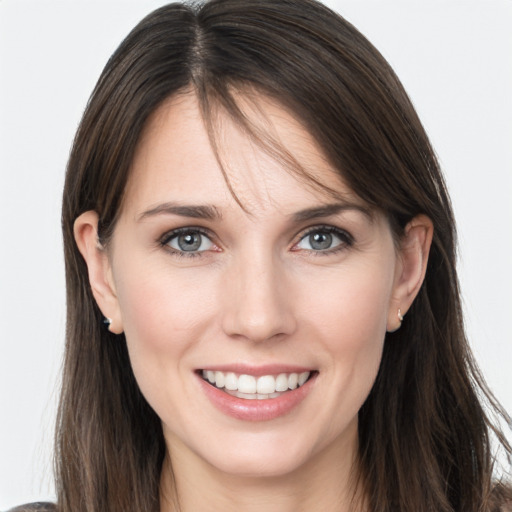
[7,496,512,511]
[6,504,55,512]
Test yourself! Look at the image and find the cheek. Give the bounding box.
[112,261,220,405]
[306,259,393,350]
[116,263,215,351]
[301,259,394,413]
[111,262,222,425]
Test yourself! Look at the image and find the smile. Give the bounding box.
[201,370,312,400]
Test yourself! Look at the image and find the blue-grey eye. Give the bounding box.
[296,228,350,252]
[309,232,333,250]
[167,230,213,252]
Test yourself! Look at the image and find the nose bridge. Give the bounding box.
[221,244,296,342]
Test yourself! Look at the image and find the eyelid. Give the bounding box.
[160,226,214,243]
[292,224,354,253]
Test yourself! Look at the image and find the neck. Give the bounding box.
[159,420,366,512]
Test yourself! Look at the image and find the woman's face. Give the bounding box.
[101,92,406,478]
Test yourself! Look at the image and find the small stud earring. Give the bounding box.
[103,317,112,329]
[387,308,404,333]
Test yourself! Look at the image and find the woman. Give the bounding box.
[9,0,511,511]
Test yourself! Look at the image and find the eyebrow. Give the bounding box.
[137,202,222,222]
[137,200,372,223]
[291,202,373,222]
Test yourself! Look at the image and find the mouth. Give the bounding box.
[199,369,315,400]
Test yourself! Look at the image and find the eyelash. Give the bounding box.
[159,225,354,258]
[293,225,354,256]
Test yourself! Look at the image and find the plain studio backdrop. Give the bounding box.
[1,1,511,508]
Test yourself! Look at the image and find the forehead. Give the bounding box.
[123,90,365,218]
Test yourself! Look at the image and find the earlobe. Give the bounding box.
[387,308,404,333]
[387,214,433,332]
[74,211,124,334]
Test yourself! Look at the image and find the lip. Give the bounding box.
[197,369,317,422]
[199,363,313,377]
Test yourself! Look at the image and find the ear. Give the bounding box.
[387,214,433,332]
[74,211,124,334]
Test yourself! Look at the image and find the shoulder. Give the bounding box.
[6,503,56,512]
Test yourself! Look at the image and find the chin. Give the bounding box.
[192,421,352,480]
[206,443,314,479]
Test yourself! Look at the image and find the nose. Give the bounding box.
[221,251,297,343]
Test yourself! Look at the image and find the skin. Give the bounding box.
[75,91,433,512]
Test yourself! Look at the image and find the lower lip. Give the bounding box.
[197,372,317,422]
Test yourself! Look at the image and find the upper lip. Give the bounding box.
[198,364,315,377]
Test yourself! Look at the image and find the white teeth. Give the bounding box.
[224,372,238,390]
[238,374,257,394]
[298,371,309,386]
[239,392,257,400]
[224,389,284,400]
[256,375,276,394]
[288,373,298,390]
[275,373,289,392]
[202,370,312,397]
[215,371,225,388]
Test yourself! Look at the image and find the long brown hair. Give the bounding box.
[58,1,511,511]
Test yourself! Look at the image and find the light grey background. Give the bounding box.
[1,1,511,508]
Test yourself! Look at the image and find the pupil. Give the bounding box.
[178,233,201,251]
[310,232,332,250]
